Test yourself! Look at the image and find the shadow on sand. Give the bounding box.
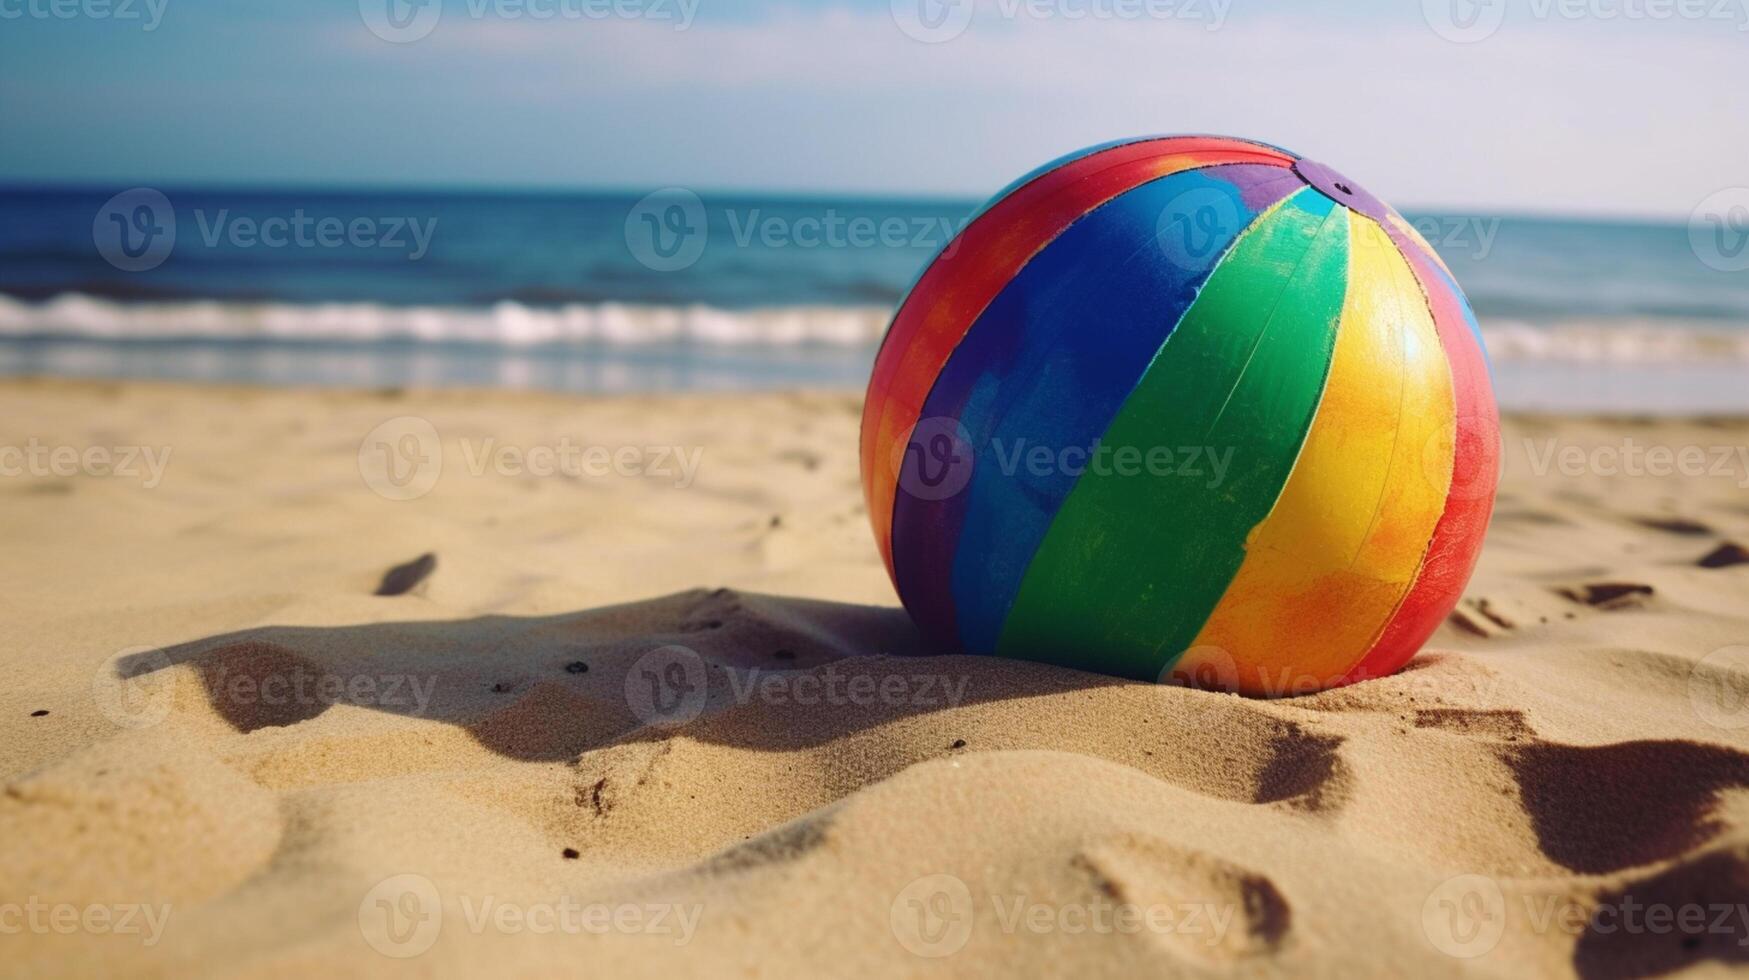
[116,587,1129,762]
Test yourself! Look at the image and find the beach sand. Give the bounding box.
[3,378,1748,978]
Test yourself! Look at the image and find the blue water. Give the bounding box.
[2,184,1746,409]
[0,186,962,308]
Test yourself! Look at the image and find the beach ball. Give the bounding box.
[860,135,1499,696]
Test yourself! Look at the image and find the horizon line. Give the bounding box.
[0,177,1701,226]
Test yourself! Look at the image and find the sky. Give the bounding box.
[0,0,1744,217]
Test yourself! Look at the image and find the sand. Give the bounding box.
[2,378,1748,978]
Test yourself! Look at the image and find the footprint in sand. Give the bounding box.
[1557,582,1655,611]
[1071,833,1291,963]
[1503,739,1749,874]
[1633,516,1715,536]
[1448,596,1518,637]
[1697,542,1749,569]
[1571,843,1749,980]
[1252,725,1350,812]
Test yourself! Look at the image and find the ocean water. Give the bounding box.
[3,185,1746,411]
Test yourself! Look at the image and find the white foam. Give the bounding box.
[0,293,893,347]
[1482,318,1749,364]
[2,293,1747,363]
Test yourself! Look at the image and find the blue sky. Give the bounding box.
[1,0,1743,216]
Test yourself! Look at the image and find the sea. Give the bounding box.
[3,185,1747,413]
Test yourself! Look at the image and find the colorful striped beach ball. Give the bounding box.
[861,135,1499,696]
